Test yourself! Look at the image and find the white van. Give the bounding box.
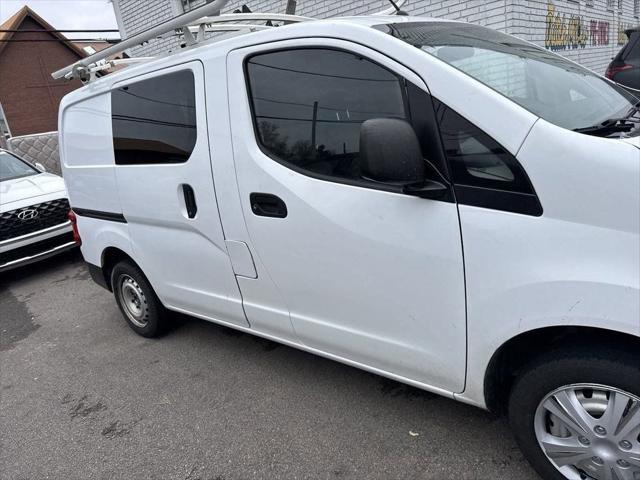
[57,10,639,480]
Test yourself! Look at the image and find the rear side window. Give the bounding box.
[621,33,640,61]
[245,48,407,181]
[111,70,197,165]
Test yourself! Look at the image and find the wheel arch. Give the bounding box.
[99,246,139,292]
[484,326,640,414]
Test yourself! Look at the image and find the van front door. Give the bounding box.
[226,41,466,392]
[112,62,248,328]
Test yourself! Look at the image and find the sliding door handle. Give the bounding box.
[250,193,287,218]
[182,184,197,218]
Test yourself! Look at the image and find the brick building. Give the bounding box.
[112,0,639,73]
[0,7,87,138]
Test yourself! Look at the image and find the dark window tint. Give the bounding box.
[433,99,533,194]
[621,33,640,61]
[433,99,542,215]
[246,48,407,181]
[112,70,197,165]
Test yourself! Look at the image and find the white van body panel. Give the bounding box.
[59,92,121,214]
[458,119,640,407]
[111,62,248,328]
[57,16,640,411]
[224,37,467,392]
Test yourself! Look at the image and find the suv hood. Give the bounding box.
[0,173,67,207]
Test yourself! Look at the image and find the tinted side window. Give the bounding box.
[112,70,197,165]
[246,48,407,181]
[433,99,542,216]
[623,35,640,61]
[434,99,532,193]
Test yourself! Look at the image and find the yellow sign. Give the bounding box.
[545,3,588,50]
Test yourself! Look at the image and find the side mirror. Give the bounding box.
[359,118,447,199]
[34,162,46,172]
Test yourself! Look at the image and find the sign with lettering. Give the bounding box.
[545,3,588,50]
[545,3,611,51]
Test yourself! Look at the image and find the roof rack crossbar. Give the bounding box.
[195,12,312,24]
[51,0,230,80]
[186,23,272,33]
[52,0,408,81]
[181,13,312,41]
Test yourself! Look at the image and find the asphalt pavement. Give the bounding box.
[0,251,540,479]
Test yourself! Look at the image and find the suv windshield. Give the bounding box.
[375,22,639,133]
[0,151,38,181]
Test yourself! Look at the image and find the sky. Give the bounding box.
[0,0,120,39]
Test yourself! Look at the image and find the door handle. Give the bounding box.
[250,193,287,218]
[182,184,197,218]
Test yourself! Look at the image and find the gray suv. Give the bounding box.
[606,27,640,91]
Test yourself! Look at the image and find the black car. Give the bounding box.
[606,27,640,90]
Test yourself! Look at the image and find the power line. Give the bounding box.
[0,39,120,42]
[0,29,119,33]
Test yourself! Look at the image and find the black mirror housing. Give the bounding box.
[359,118,427,184]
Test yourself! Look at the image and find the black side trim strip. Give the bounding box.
[454,185,543,217]
[73,208,127,223]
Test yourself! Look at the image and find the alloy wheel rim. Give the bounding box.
[118,275,149,328]
[534,383,640,480]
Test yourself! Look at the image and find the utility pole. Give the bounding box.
[311,101,318,149]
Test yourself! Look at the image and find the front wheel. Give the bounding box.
[111,260,169,338]
[508,348,640,480]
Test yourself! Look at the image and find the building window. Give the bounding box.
[246,48,408,183]
[635,0,639,16]
[111,70,197,165]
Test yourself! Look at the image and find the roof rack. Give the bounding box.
[180,12,313,46]
[52,0,407,82]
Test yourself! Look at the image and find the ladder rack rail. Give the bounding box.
[52,0,407,82]
[51,0,231,80]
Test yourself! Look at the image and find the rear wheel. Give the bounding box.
[508,348,640,480]
[111,261,169,337]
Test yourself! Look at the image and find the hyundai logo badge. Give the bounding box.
[17,208,39,221]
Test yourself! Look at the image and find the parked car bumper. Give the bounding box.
[0,221,76,272]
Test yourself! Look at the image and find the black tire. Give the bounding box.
[508,346,640,480]
[110,260,169,338]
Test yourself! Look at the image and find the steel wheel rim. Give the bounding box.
[534,383,640,480]
[117,274,149,328]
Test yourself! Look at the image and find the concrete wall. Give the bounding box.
[113,0,640,73]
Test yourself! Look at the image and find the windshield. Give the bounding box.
[375,22,639,132]
[0,151,38,181]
